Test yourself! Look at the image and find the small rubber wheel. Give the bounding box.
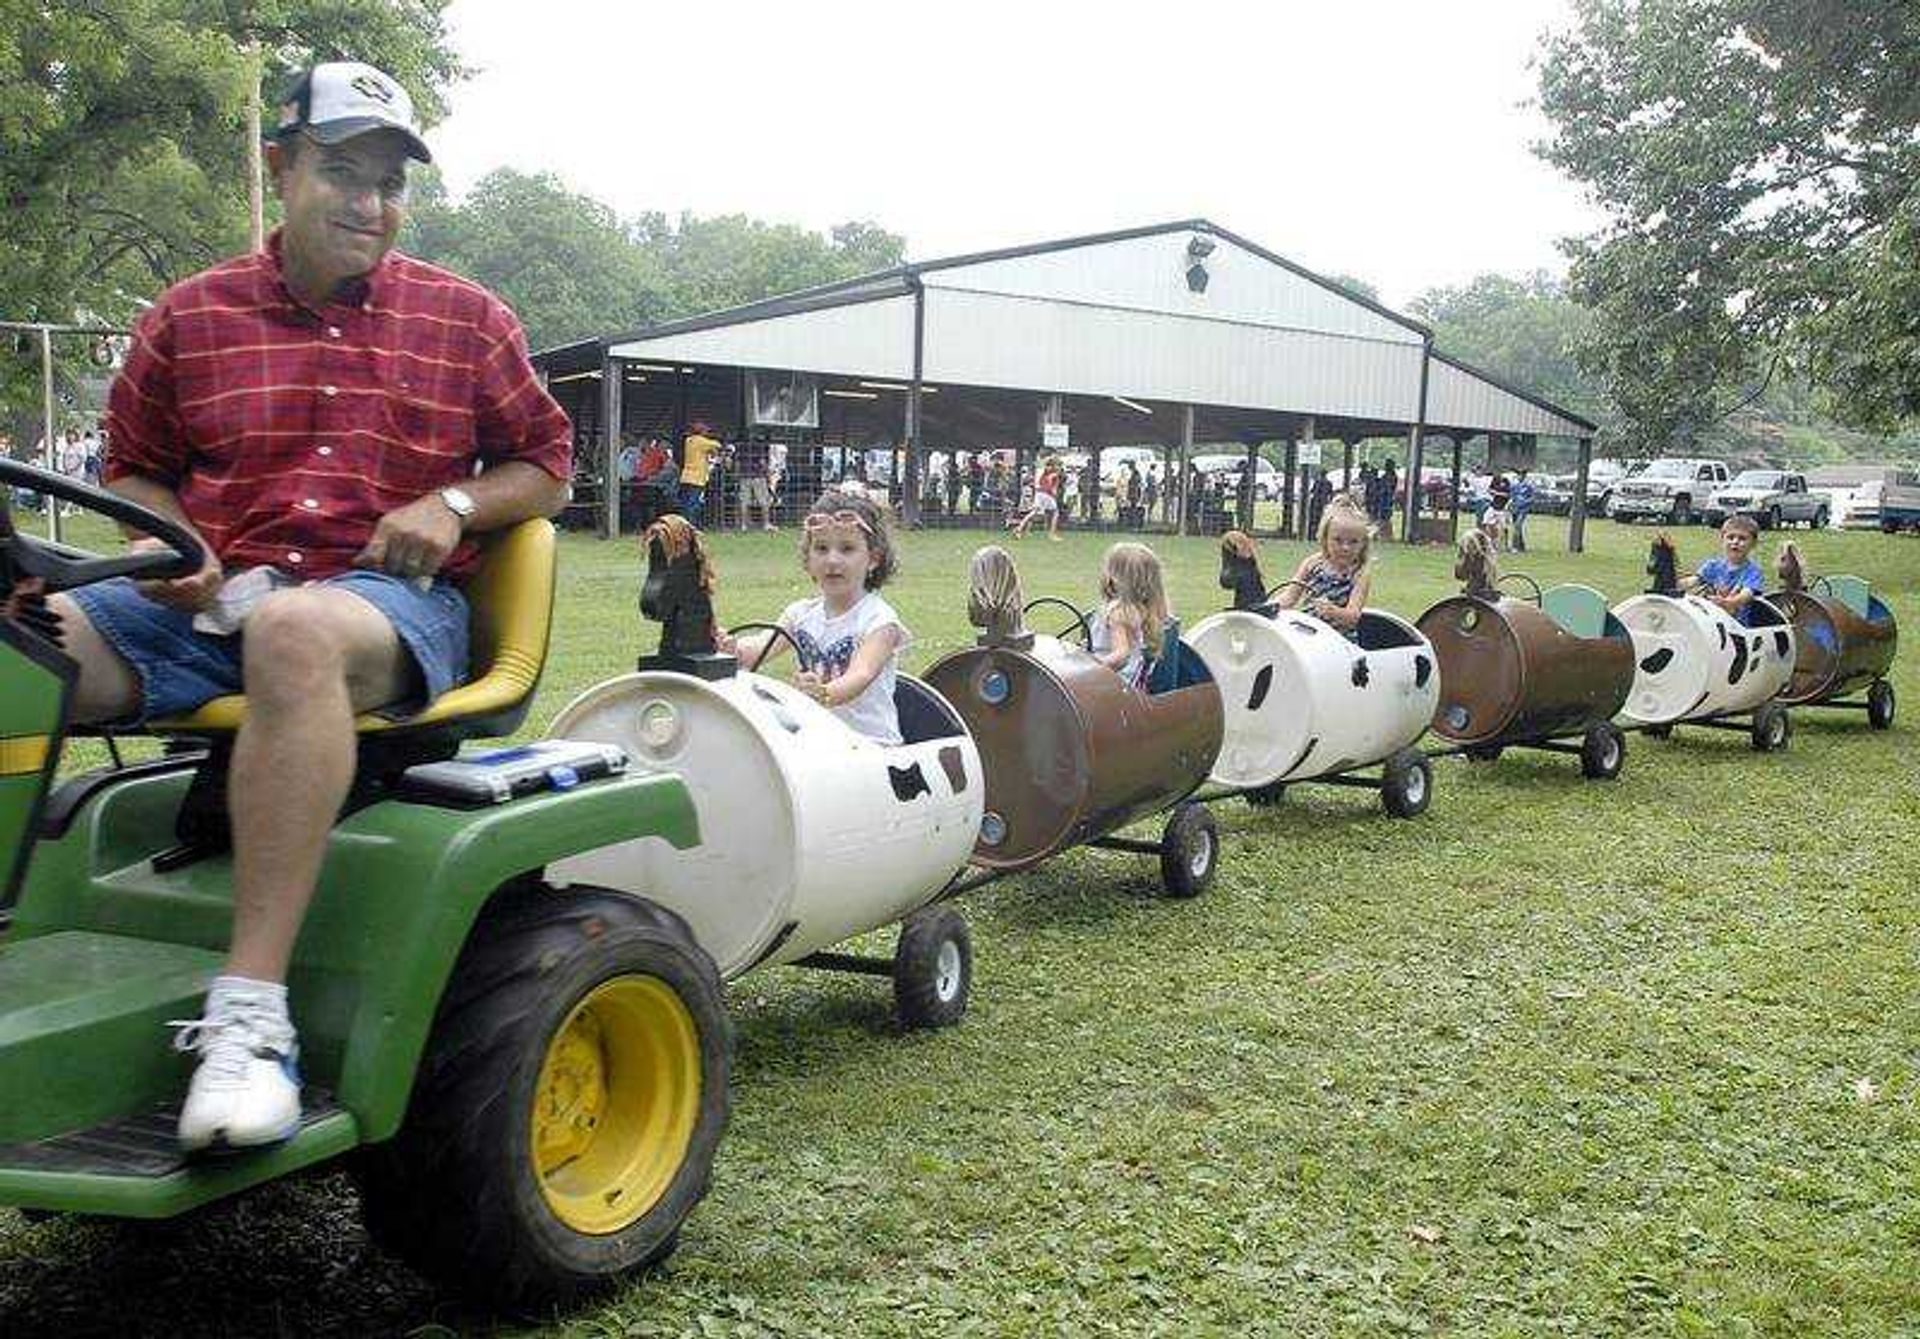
[893,905,972,1030]
[1751,702,1791,752]
[1867,679,1895,730]
[1642,722,1674,739]
[354,887,730,1307]
[1381,748,1432,818]
[1158,802,1218,898]
[1242,781,1287,808]
[1579,722,1626,780]
[1462,743,1505,762]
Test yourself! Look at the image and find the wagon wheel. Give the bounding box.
[354,887,730,1307]
[1579,722,1626,781]
[1380,748,1433,819]
[1157,802,1219,898]
[1749,702,1791,752]
[892,904,972,1030]
[1021,596,1094,648]
[1494,573,1544,607]
[1867,679,1895,730]
[725,620,808,673]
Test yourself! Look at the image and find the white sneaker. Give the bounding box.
[171,994,302,1152]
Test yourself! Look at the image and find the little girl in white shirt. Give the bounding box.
[720,489,910,744]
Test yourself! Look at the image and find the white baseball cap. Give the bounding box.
[274,61,431,163]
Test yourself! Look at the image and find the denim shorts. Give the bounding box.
[70,571,470,723]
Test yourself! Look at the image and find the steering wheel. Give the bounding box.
[725,620,808,674]
[0,459,203,592]
[1807,574,1834,597]
[1021,596,1094,648]
[1495,572,1544,607]
[1263,578,1308,606]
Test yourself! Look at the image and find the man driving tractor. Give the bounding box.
[47,60,571,1152]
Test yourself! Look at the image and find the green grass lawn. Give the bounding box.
[4,514,1918,1337]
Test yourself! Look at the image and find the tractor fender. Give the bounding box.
[301,771,701,1142]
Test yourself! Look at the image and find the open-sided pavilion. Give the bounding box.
[532,219,1600,548]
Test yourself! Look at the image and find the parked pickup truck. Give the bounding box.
[1704,470,1829,529]
[1880,472,1920,532]
[1608,458,1730,524]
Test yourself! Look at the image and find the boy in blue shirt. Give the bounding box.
[1685,513,1765,624]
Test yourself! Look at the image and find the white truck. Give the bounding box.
[1704,470,1829,529]
[1608,458,1730,525]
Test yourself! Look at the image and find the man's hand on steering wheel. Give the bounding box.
[354,493,463,580]
[130,534,223,612]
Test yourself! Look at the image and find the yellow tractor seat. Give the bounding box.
[146,518,557,743]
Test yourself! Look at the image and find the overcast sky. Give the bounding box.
[430,1,1606,310]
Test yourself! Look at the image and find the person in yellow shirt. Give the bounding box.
[679,422,720,522]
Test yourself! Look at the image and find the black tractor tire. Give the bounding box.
[1765,506,1782,530]
[1812,506,1830,529]
[1242,780,1287,808]
[1751,702,1791,752]
[1380,748,1433,819]
[1670,495,1692,525]
[1158,802,1219,898]
[1867,679,1895,730]
[354,886,730,1308]
[892,905,972,1030]
[1579,722,1627,781]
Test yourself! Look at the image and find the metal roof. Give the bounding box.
[538,219,1596,437]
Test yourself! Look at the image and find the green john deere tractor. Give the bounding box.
[0,459,730,1305]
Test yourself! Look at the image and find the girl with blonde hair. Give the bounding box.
[1272,499,1373,636]
[1091,541,1170,687]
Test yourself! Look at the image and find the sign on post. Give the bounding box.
[1296,439,1322,466]
[1041,422,1070,450]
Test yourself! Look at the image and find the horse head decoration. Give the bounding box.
[638,513,721,667]
[1219,529,1269,612]
[1454,529,1500,600]
[967,545,1034,649]
[1646,533,1682,596]
[1776,540,1808,594]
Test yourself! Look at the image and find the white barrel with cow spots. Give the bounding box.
[1612,593,1796,725]
[545,670,982,979]
[1189,608,1438,789]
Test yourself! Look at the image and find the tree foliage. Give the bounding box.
[404,171,907,350]
[1412,272,1608,433]
[1536,0,1920,449]
[0,0,459,445]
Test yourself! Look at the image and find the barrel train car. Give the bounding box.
[1416,534,1634,779]
[1187,534,1437,815]
[1613,539,1794,751]
[922,547,1226,898]
[1769,548,1897,729]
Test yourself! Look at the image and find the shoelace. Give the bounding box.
[168,1001,294,1082]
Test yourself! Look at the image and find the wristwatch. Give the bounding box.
[437,486,477,524]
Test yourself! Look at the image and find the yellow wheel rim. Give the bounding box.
[531,974,702,1235]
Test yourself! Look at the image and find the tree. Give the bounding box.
[0,0,460,440]
[1412,272,1612,434]
[404,169,674,351]
[1535,0,1920,449]
[403,182,908,351]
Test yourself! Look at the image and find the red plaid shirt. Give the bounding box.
[105,231,572,582]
